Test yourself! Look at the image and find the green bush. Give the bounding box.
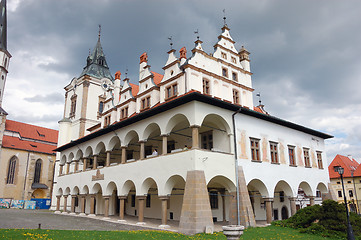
[274,199,361,239]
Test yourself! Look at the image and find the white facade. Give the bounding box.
[52,24,332,234]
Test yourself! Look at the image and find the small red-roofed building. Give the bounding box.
[0,119,58,202]
[328,154,360,213]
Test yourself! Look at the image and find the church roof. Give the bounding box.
[2,119,58,155]
[5,119,58,144]
[79,37,113,80]
[0,0,8,51]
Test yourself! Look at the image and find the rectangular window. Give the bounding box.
[288,146,296,166]
[338,191,342,198]
[70,95,77,117]
[222,68,228,78]
[233,89,239,104]
[146,194,151,208]
[316,190,321,198]
[202,79,210,95]
[141,96,151,110]
[270,142,279,164]
[209,191,218,209]
[303,148,310,167]
[104,115,111,127]
[317,152,323,169]
[231,56,237,64]
[250,138,260,161]
[221,52,227,59]
[349,190,353,198]
[232,72,238,81]
[166,84,178,99]
[121,107,128,119]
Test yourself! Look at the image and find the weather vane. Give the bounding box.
[194,29,200,40]
[168,36,173,49]
[98,24,101,40]
[256,92,262,105]
[223,9,227,25]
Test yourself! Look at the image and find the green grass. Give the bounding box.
[0,226,338,239]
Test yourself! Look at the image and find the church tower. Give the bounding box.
[0,0,10,108]
[0,0,10,148]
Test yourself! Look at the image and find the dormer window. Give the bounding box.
[222,68,228,78]
[221,52,227,59]
[98,56,105,66]
[121,107,128,119]
[141,96,151,110]
[166,84,178,99]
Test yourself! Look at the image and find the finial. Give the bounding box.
[88,48,91,56]
[223,9,227,26]
[125,67,128,78]
[168,36,173,50]
[98,24,101,40]
[194,29,200,40]
[256,92,262,105]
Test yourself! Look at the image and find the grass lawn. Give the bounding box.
[0,225,337,239]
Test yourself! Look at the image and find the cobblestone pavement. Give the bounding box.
[0,209,152,231]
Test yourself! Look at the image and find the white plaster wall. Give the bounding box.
[236,113,330,198]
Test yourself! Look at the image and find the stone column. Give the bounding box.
[139,141,145,160]
[162,135,168,155]
[80,195,86,215]
[220,190,226,221]
[83,158,87,171]
[121,146,126,164]
[66,163,70,174]
[191,125,200,149]
[159,196,170,227]
[105,151,111,167]
[59,165,63,175]
[118,196,127,221]
[104,196,110,218]
[137,196,146,224]
[71,195,76,213]
[264,198,273,224]
[74,161,79,172]
[63,195,68,212]
[179,170,214,235]
[289,197,297,216]
[90,195,96,215]
[309,196,315,206]
[56,196,61,211]
[92,155,98,170]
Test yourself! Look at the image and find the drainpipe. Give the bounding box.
[232,108,242,226]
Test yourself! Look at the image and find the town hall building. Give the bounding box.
[52,22,332,234]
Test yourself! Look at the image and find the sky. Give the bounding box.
[3,0,361,164]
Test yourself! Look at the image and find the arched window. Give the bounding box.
[6,156,17,184]
[34,159,42,183]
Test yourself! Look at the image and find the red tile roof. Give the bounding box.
[354,164,361,177]
[2,136,56,154]
[129,83,139,97]
[152,71,164,85]
[328,154,360,179]
[5,119,58,143]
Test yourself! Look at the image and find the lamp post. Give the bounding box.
[335,166,355,240]
[350,170,359,214]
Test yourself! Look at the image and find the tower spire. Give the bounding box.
[0,0,8,51]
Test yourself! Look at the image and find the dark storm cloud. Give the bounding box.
[5,0,361,160]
